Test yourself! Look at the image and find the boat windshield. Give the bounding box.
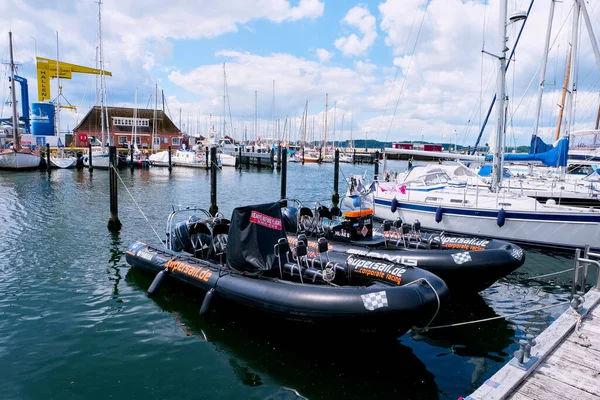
[405,172,451,187]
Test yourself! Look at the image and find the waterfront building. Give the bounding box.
[73,106,182,150]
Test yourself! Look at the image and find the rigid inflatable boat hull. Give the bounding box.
[287,234,525,293]
[126,242,448,333]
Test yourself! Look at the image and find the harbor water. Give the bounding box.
[0,160,582,399]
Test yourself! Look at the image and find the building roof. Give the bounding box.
[73,106,181,135]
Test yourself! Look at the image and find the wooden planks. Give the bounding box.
[552,339,600,371]
[466,288,600,400]
[510,372,599,400]
[512,311,600,400]
[534,357,600,397]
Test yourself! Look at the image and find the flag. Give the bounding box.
[364,181,376,194]
[57,137,64,147]
[400,185,406,195]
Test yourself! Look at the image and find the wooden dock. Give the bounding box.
[467,249,600,400]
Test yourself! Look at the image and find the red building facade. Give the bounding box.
[73,106,182,150]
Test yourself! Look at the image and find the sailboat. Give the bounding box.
[126,88,151,168]
[0,32,41,170]
[49,32,77,169]
[215,63,236,167]
[49,137,77,169]
[82,0,113,170]
[372,0,600,251]
[339,113,354,163]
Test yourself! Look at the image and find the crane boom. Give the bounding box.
[36,56,112,101]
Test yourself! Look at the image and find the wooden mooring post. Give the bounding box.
[209,147,218,216]
[332,149,340,209]
[168,145,172,170]
[130,145,134,170]
[277,145,282,171]
[46,143,51,172]
[374,151,380,180]
[205,147,210,170]
[107,146,122,231]
[280,146,287,203]
[88,143,93,171]
[352,149,356,164]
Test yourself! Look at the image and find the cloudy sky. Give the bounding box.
[1,0,599,147]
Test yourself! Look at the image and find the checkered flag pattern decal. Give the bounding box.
[451,252,472,264]
[361,291,389,311]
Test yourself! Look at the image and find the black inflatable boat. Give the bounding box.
[126,202,449,334]
[280,202,525,293]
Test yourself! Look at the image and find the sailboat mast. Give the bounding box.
[8,32,20,151]
[332,101,336,149]
[254,90,257,142]
[562,3,581,144]
[133,87,138,151]
[303,101,308,145]
[56,31,61,138]
[323,93,328,156]
[95,46,99,106]
[555,52,571,141]
[595,96,600,130]
[491,0,508,192]
[97,0,106,152]
[272,80,275,140]
[531,0,556,151]
[223,62,226,141]
[350,113,353,150]
[339,113,345,148]
[153,83,157,150]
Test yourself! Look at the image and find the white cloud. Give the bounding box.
[334,6,377,57]
[316,48,332,63]
[168,50,375,117]
[354,60,377,76]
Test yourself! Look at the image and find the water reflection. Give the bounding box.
[410,294,514,362]
[125,268,439,400]
[108,232,123,303]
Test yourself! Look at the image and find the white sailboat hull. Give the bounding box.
[50,156,77,169]
[82,153,111,169]
[219,153,236,167]
[150,150,210,168]
[373,188,600,250]
[0,151,41,170]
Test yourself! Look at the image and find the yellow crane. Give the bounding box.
[36,56,113,109]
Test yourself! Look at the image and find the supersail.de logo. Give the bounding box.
[250,210,282,230]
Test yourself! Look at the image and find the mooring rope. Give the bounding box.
[523,266,580,280]
[570,308,592,347]
[112,165,165,247]
[414,300,571,332]
[410,278,442,331]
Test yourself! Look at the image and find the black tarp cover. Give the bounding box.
[227,202,286,274]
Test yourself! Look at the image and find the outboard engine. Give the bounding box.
[281,207,299,233]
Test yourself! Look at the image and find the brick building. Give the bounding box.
[73,106,182,150]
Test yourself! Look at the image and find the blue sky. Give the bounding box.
[2,0,600,146]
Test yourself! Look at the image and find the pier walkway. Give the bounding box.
[467,248,600,400]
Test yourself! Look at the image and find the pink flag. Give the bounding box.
[400,185,406,195]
